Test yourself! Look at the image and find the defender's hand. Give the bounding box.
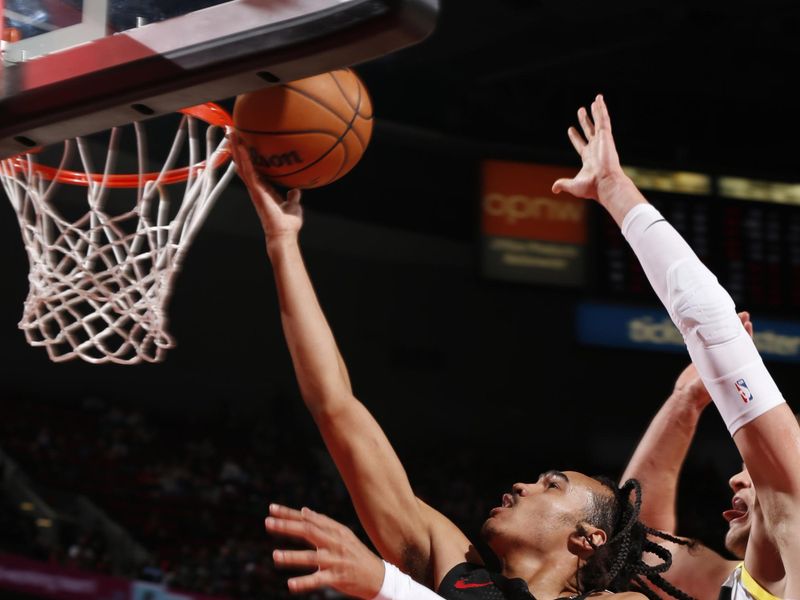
[266,504,385,599]
[229,132,303,241]
[552,94,626,201]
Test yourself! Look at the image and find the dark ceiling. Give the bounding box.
[361,0,800,173]
[295,0,800,240]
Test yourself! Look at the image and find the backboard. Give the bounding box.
[0,0,438,159]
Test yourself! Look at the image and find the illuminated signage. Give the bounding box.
[576,302,800,362]
[623,166,712,195]
[481,160,587,286]
[718,176,800,206]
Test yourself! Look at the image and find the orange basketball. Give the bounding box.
[233,68,373,189]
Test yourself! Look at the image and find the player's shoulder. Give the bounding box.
[599,592,648,600]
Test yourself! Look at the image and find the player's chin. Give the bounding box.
[724,522,749,560]
[479,517,498,542]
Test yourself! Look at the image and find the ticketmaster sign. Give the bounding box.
[576,302,800,362]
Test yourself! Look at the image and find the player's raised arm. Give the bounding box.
[622,361,713,533]
[556,95,800,598]
[620,363,734,600]
[230,135,478,586]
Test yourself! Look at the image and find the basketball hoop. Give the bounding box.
[0,103,236,364]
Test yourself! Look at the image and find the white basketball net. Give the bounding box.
[0,114,236,364]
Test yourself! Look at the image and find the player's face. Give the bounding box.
[723,464,753,559]
[480,470,608,557]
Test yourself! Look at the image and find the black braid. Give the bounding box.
[643,525,697,548]
[574,477,697,600]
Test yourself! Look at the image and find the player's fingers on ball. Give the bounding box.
[228,130,243,149]
[287,189,302,204]
[259,180,284,205]
[273,549,320,569]
[227,137,244,166]
[232,143,260,186]
[251,179,285,214]
[228,133,248,165]
[287,571,329,594]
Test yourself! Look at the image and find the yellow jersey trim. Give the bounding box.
[740,563,782,600]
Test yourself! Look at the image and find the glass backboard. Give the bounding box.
[0,0,438,158]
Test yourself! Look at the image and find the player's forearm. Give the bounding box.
[740,416,800,598]
[267,237,434,567]
[619,203,784,431]
[621,390,703,532]
[321,419,431,568]
[267,235,352,414]
[736,406,800,523]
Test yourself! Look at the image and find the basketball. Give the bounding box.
[233,68,373,189]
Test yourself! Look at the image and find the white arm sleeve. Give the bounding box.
[621,203,785,435]
[373,562,447,600]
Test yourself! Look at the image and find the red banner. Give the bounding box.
[481,160,586,243]
[480,160,588,286]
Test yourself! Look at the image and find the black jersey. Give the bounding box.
[438,563,534,600]
[437,563,599,600]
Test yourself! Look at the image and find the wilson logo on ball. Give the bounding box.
[249,148,304,168]
[233,69,373,188]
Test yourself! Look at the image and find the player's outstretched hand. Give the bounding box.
[552,94,626,201]
[228,132,303,242]
[265,503,385,598]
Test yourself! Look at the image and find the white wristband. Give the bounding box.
[373,561,446,600]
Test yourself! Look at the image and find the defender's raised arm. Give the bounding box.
[556,95,800,599]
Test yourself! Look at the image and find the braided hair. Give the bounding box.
[572,477,696,600]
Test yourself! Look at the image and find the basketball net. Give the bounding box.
[0,104,236,364]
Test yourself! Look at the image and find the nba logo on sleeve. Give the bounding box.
[735,379,753,403]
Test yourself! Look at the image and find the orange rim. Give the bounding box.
[9,103,233,188]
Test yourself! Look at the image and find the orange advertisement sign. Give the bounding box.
[481,160,587,243]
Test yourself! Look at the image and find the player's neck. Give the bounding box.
[500,549,580,599]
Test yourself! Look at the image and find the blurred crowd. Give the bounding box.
[0,396,493,599]
[0,392,734,599]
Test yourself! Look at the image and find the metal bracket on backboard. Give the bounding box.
[2,0,108,64]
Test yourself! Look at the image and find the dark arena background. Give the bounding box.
[2,1,800,599]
